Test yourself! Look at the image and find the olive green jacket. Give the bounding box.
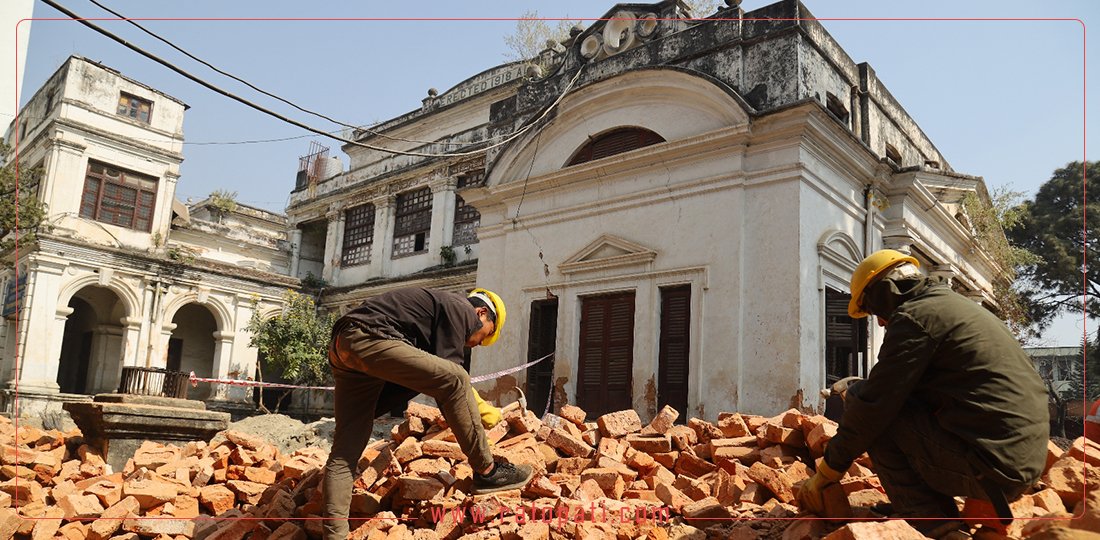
[824,277,1049,486]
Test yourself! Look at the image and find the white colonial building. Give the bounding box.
[5,0,1013,424]
[0,56,294,418]
[287,0,1010,421]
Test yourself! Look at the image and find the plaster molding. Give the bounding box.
[559,234,657,276]
[817,230,862,276]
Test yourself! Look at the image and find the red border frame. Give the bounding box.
[8,12,1091,532]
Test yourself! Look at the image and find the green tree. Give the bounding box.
[1073,334,1100,404]
[246,290,336,400]
[959,186,1039,339]
[1007,161,1098,331]
[207,189,238,222]
[0,144,48,263]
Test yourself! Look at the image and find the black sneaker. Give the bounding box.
[471,462,533,495]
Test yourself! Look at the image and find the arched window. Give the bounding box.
[566,127,665,167]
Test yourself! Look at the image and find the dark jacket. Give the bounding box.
[333,287,482,411]
[824,277,1049,487]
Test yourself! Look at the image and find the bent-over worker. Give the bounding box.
[798,250,1049,537]
[322,287,533,540]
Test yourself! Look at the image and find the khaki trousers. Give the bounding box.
[322,324,492,540]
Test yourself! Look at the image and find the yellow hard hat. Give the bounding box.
[468,288,506,346]
[848,249,919,319]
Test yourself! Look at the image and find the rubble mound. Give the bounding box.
[211,413,327,456]
[0,403,1094,540]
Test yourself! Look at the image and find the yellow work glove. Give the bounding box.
[472,389,502,429]
[797,460,845,514]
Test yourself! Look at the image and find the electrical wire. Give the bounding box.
[85,0,465,148]
[40,0,585,160]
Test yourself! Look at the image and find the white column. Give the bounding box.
[42,136,87,216]
[321,208,345,283]
[157,323,177,369]
[882,234,914,254]
[429,177,458,263]
[89,324,125,394]
[288,228,303,279]
[209,330,236,401]
[155,172,181,241]
[370,195,396,278]
[231,293,259,398]
[12,260,66,394]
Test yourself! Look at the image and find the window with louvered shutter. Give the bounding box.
[80,160,158,232]
[341,203,375,266]
[658,286,690,417]
[578,292,635,417]
[825,287,867,384]
[567,127,665,167]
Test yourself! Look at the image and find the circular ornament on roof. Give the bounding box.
[602,11,637,54]
[580,34,603,60]
[637,13,659,38]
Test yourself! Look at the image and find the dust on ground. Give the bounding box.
[212,413,404,456]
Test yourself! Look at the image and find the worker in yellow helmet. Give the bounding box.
[322,287,529,540]
[797,250,1049,538]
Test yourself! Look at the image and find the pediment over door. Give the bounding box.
[559,235,657,276]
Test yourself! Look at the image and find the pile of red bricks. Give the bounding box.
[0,403,1096,540]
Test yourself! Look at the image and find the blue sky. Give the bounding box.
[16,0,1097,345]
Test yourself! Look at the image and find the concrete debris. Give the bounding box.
[0,405,1093,540]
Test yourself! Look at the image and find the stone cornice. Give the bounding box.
[52,117,183,163]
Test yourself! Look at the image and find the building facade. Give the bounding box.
[1,56,294,417]
[287,0,1013,421]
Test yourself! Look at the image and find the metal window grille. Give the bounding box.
[456,170,486,189]
[80,160,159,232]
[393,187,432,257]
[341,203,375,266]
[453,195,480,246]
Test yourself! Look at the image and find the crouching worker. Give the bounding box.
[322,287,534,540]
[797,250,1049,537]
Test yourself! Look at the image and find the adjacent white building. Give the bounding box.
[0,56,294,417]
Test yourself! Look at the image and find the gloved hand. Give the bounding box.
[797,460,845,514]
[830,376,863,401]
[472,389,502,429]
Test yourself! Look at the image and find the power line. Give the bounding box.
[85,0,449,147]
[41,0,584,160]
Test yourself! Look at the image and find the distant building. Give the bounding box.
[286,0,1013,420]
[1026,346,1083,398]
[0,56,294,418]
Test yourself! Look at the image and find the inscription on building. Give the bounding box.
[437,65,525,107]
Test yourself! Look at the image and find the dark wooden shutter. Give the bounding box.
[526,299,558,417]
[658,286,690,417]
[578,292,635,417]
[567,128,665,166]
[824,288,867,383]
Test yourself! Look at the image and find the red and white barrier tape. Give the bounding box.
[189,372,333,391]
[470,352,554,383]
[188,352,553,391]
